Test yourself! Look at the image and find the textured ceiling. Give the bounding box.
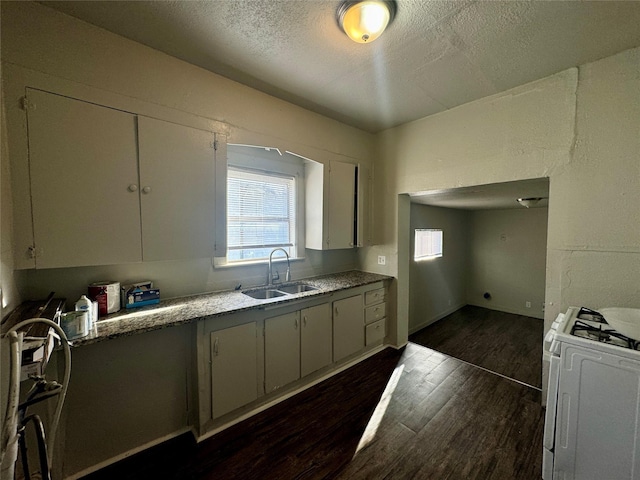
[40,0,640,133]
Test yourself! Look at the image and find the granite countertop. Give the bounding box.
[73,270,392,347]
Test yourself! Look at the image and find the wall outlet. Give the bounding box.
[377,255,386,265]
[525,301,531,308]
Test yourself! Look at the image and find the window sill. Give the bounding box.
[214,256,306,270]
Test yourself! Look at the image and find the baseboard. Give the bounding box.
[467,302,544,319]
[408,303,466,335]
[64,427,192,480]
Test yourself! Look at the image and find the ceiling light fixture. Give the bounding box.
[516,197,545,208]
[337,1,396,44]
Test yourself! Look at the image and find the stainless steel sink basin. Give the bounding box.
[241,283,319,300]
[276,284,319,294]
[242,288,288,300]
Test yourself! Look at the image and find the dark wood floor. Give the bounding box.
[410,305,544,388]
[83,341,544,480]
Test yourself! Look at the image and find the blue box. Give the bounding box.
[124,287,160,308]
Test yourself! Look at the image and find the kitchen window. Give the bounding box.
[227,167,296,262]
[414,229,443,261]
[223,144,304,265]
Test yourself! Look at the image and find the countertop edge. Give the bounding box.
[71,271,393,347]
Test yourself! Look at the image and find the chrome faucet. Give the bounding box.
[268,248,291,286]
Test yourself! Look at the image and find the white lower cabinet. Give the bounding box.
[210,322,258,420]
[265,311,301,393]
[265,303,333,392]
[366,319,386,345]
[198,283,386,435]
[333,295,365,362]
[364,283,386,346]
[301,303,332,377]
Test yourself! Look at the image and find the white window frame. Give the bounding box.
[414,229,443,261]
[222,145,304,266]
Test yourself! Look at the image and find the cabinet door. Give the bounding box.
[301,303,332,377]
[137,116,217,261]
[333,295,364,362]
[211,322,258,419]
[26,89,142,268]
[356,163,371,247]
[265,311,301,393]
[304,160,326,250]
[328,161,356,249]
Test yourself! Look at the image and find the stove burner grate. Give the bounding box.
[571,320,639,350]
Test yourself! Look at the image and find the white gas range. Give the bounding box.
[544,306,640,480]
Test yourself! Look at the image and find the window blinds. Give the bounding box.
[227,167,296,261]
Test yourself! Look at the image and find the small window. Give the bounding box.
[414,229,443,261]
[227,166,296,262]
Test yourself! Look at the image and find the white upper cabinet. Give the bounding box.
[304,158,370,250]
[327,161,356,249]
[20,89,222,268]
[356,163,371,247]
[137,116,218,261]
[26,89,142,268]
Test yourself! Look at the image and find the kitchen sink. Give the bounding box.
[242,288,288,300]
[276,284,319,294]
[242,283,319,300]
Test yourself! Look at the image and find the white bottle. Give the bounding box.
[75,295,93,331]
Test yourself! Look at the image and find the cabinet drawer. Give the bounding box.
[365,302,386,324]
[364,288,385,306]
[365,319,386,345]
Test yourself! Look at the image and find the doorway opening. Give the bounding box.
[398,178,549,388]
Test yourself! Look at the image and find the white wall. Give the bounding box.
[0,1,375,305]
[467,207,548,319]
[60,326,192,477]
[0,85,22,317]
[408,204,547,333]
[367,47,639,352]
[545,48,640,317]
[409,204,469,333]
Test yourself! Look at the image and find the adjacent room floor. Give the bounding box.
[84,308,545,479]
[410,305,545,388]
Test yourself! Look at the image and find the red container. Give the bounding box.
[88,285,108,317]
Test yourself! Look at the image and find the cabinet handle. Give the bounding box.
[213,337,219,356]
[303,316,307,327]
[128,184,138,192]
[335,307,339,315]
[142,186,152,194]
[295,318,299,329]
